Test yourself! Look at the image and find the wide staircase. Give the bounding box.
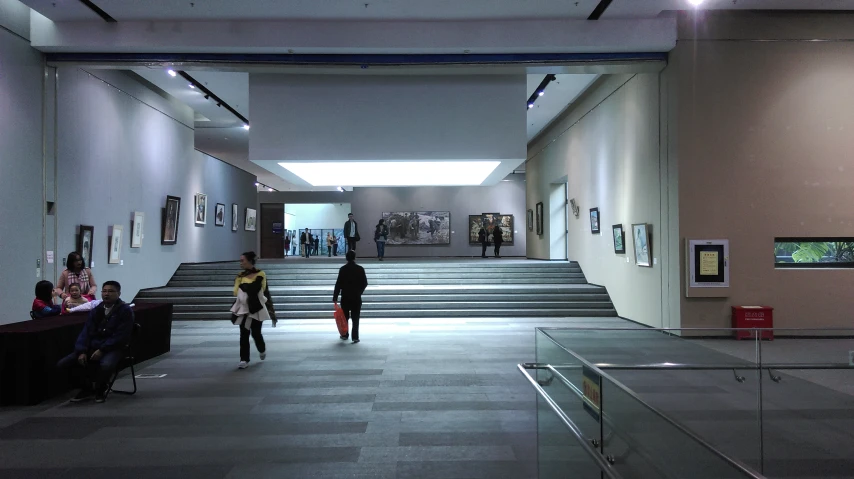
[135,258,617,321]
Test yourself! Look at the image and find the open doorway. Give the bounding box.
[284,203,351,257]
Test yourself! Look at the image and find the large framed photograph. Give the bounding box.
[194,193,207,225]
[469,213,513,245]
[215,203,225,227]
[527,209,534,231]
[131,211,144,248]
[78,225,94,268]
[245,208,257,231]
[589,208,600,234]
[382,211,450,245]
[109,225,123,264]
[536,202,544,236]
[161,195,181,245]
[632,223,652,267]
[232,204,239,231]
[612,224,625,254]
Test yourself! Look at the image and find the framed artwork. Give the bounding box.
[78,225,94,268]
[536,202,544,236]
[131,212,144,248]
[194,193,207,225]
[109,225,123,264]
[161,195,181,245]
[232,204,239,231]
[245,207,257,231]
[589,208,600,234]
[527,209,534,231]
[382,211,450,245]
[632,223,652,267]
[215,203,225,226]
[468,213,513,245]
[612,224,625,254]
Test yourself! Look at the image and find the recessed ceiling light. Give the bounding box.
[278,161,501,187]
[167,70,176,77]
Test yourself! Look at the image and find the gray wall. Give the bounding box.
[526,74,679,328]
[0,13,44,324]
[55,67,257,304]
[351,182,527,257]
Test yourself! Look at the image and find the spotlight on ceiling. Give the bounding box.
[243,124,250,130]
[167,69,176,77]
[204,95,209,100]
[254,182,259,187]
[188,84,195,89]
[527,103,534,109]
[268,187,273,192]
[538,91,544,97]
[337,186,345,192]
[687,0,704,6]
[217,103,222,107]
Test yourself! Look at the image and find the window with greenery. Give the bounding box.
[775,238,854,268]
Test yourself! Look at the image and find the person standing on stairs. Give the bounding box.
[493,225,503,258]
[333,251,368,344]
[374,219,389,261]
[230,252,277,369]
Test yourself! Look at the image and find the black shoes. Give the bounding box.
[352,339,360,344]
[94,390,106,403]
[70,389,95,402]
[340,335,349,340]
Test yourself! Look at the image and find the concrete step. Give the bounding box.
[167,277,590,287]
[168,301,616,312]
[179,261,580,270]
[171,308,618,320]
[170,271,585,280]
[136,293,613,304]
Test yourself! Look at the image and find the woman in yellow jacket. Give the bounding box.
[230,251,277,369]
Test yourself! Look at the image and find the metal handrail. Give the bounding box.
[516,364,625,479]
[537,330,766,479]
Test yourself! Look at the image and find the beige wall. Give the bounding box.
[674,15,854,329]
[527,74,679,328]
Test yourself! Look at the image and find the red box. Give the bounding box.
[732,306,773,340]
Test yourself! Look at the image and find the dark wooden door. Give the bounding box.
[259,203,284,258]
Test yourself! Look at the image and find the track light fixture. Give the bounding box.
[167,69,176,77]
[255,181,278,192]
[525,74,557,110]
[177,71,251,129]
[337,186,345,192]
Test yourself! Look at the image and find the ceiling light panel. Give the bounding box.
[278,161,501,187]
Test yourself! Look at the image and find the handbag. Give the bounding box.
[334,303,349,337]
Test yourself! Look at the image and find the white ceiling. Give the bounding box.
[526,74,599,142]
[22,0,854,22]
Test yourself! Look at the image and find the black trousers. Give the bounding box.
[347,238,357,253]
[57,349,123,392]
[333,244,338,256]
[494,243,502,257]
[481,243,488,257]
[341,300,362,341]
[239,319,266,362]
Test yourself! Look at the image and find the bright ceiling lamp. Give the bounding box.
[278,161,501,187]
[687,0,704,6]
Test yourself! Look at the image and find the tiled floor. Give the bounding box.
[0,316,623,479]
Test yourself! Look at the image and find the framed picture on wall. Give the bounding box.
[232,204,239,231]
[535,202,544,236]
[589,208,600,234]
[109,225,123,264]
[527,209,534,231]
[245,208,257,231]
[194,193,207,225]
[131,212,144,248]
[632,223,652,267]
[612,224,625,254]
[215,203,225,226]
[161,195,181,245]
[78,225,94,268]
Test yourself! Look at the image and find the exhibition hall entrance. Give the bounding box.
[259,202,351,258]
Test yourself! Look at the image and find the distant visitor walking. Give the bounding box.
[478,227,488,258]
[374,219,389,261]
[333,251,368,344]
[230,252,276,369]
[344,213,360,253]
[493,226,503,258]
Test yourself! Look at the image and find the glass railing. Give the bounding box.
[522,327,854,478]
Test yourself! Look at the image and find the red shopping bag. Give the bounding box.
[334,303,349,337]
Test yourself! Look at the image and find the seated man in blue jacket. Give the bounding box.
[57,280,134,403]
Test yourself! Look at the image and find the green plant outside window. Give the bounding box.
[775,239,854,267]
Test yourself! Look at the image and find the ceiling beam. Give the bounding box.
[588,0,614,20]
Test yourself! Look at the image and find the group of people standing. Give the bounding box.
[478,225,504,258]
[283,213,389,261]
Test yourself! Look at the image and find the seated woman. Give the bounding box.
[63,283,89,312]
[33,280,62,319]
[55,252,97,301]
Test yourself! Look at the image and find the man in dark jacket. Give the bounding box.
[478,227,488,258]
[344,213,360,253]
[333,251,368,343]
[493,226,504,258]
[57,280,134,403]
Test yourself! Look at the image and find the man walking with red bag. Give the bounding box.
[333,251,368,344]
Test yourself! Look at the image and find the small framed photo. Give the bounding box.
[589,208,600,234]
[78,225,94,268]
[109,225,123,264]
[535,202,544,236]
[194,193,207,225]
[162,195,181,245]
[131,212,144,248]
[215,203,225,226]
[612,224,625,254]
[632,223,652,267]
[527,209,534,231]
[245,207,257,231]
[232,204,239,231]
